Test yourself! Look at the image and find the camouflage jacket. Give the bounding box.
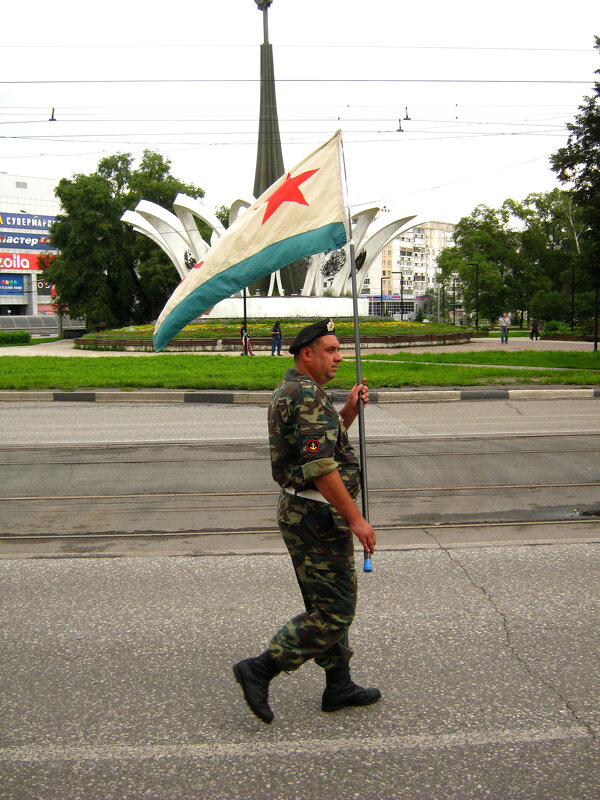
[268,368,360,498]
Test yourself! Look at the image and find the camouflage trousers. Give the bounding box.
[269,491,357,672]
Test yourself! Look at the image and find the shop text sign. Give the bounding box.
[0,253,50,271]
[37,277,52,295]
[0,233,52,249]
[0,275,24,295]
[0,212,55,231]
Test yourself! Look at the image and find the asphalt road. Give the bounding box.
[1,397,599,799]
[2,394,600,446]
[1,430,600,558]
[1,545,599,799]
[1,397,600,557]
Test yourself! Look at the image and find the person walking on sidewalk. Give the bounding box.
[270,320,283,356]
[530,318,540,341]
[499,312,511,344]
[233,318,380,724]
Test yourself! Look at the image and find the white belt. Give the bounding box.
[284,487,329,504]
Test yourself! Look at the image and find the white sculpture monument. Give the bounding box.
[122,196,415,318]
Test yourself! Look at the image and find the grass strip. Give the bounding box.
[362,350,600,370]
[1,355,600,391]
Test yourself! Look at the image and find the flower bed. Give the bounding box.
[75,330,472,352]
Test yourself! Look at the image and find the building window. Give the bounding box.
[15,181,28,190]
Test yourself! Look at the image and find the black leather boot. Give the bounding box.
[321,665,381,712]
[233,650,281,724]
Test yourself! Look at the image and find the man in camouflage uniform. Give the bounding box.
[233,318,380,724]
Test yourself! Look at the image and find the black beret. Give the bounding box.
[289,318,336,355]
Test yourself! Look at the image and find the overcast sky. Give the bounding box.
[2,0,599,226]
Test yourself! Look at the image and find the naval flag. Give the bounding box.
[153,131,349,352]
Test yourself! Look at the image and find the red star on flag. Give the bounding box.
[261,169,319,225]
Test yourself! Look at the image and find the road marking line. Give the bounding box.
[0,726,591,763]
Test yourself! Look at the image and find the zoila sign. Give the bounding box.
[1,253,33,270]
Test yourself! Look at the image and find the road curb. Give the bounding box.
[0,388,598,404]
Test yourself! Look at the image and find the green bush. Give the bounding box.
[577,318,597,337]
[542,320,572,335]
[0,330,31,345]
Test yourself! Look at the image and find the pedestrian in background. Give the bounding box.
[530,318,540,341]
[270,320,283,356]
[233,318,380,724]
[240,325,254,356]
[499,313,511,344]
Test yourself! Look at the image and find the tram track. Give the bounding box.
[2,516,599,541]
[1,432,598,551]
[1,480,599,504]
[2,442,600,467]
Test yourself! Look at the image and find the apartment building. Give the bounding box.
[362,221,455,317]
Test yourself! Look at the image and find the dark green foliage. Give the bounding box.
[0,331,31,345]
[438,190,588,327]
[530,290,568,322]
[550,35,600,339]
[45,150,209,329]
[437,40,600,330]
[542,320,573,335]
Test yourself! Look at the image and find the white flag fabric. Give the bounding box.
[153,131,348,352]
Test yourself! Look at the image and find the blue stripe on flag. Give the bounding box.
[153,221,347,352]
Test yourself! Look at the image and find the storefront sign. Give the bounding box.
[0,253,49,271]
[37,277,52,295]
[0,275,24,295]
[0,212,55,231]
[0,233,52,249]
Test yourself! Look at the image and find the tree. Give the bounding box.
[438,191,587,328]
[529,289,567,322]
[504,190,586,326]
[437,204,517,324]
[551,36,600,344]
[46,173,135,328]
[45,151,207,328]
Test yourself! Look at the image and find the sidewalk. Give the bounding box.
[0,335,597,357]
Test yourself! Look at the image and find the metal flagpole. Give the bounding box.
[340,138,372,572]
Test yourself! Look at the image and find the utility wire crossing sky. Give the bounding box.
[1,0,599,224]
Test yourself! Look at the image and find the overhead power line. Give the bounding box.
[2,43,596,53]
[0,78,595,86]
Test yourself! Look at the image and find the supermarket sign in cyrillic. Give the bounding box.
[0,211,55,231]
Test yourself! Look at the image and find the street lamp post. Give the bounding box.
[469,263,479,330]
[475,264,479,331]
[594,283,599,353]
[571,261,575,332]
[242,286,249,355]
[453,277,456,325]
[390,271,404,321]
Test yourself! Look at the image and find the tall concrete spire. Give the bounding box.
[253,0,284,200]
